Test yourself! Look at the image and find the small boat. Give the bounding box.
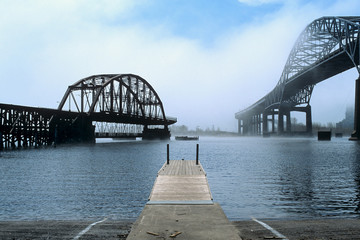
[175,136,199,141]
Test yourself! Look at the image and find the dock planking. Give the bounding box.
[149,160,212,203]
[158,160,204,175]
[127,159,242,240]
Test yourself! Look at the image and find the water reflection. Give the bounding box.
[272,139,360,218]
[351,142,360,214]
[274,140,316,217]
[1,137,360,220]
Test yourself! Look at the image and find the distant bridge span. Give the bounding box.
[0,74,176,149]
[235,16,360,139]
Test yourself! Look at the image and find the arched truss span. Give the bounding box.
[265,16,360,109]
[58,74,174,125]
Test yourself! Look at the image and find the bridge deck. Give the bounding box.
[127,160,241,240]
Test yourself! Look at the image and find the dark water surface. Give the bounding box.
[0,137,360,221]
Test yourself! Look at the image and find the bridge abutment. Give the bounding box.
[53,115,95,144]
[142,125,171,140]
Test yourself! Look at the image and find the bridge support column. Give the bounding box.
[271,111,276,133]
[263,113,268,134]
[238,118,249,135]
[286,111,291,133]
[254,115,258,135]
[244,117,250,135]
[278,110,284,134]
[350,77,360,140]
[305,105,312,134]
[238,119,242,135]
[256,114,261,135]
[250,116,254,135]
[290,105,312,135]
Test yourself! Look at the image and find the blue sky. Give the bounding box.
[119,0,282,44]
[0,0,360,131]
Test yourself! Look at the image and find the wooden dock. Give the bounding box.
[127,159,241,240]
[148,160,212,203]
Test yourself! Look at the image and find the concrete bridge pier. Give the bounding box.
[277,107,292,135]
[306,106,312,134]
[263,113,268,134]
[286,111,291,133]
[271,110,277,133]
[278,109,284,134]
[254,114,262,135]
[237,117,251,135]
[238,119,243,135]
[350,77,360,140]
[244,117,251,135]
[262,110,277,135]
[251,116,255,135]
[290,105,312,135]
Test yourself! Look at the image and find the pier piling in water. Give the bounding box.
[167,144,170,165]
[196,144,199,165]
[318,131,331,141]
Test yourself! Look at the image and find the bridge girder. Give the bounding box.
[267,16,360,108]
[236,16,360,122]
[58,74,176,126]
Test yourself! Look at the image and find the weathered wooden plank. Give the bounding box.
[128,159,240,240]
[158,160,204,176]
[149,160,211,201]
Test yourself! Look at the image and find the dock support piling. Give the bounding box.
[167,144,170,164]
[196,144,199,165]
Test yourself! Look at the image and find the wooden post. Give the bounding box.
[167,144,169,164]
[196,144,199,165]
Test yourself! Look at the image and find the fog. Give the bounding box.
[0,0,359,132]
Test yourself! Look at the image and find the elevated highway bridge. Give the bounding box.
[235,16,360,139]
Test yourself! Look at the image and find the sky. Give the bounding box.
[1,0,360,132]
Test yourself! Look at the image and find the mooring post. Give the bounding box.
[196,144,199,165]
[167,144,170,164]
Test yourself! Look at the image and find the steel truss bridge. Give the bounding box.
[235,16,360,139]
[0,74,176,150]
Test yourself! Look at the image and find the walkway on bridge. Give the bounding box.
[127,159,241,240]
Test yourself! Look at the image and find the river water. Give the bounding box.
[0,137,359,221]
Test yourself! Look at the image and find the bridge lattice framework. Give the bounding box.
[235,16,360,138]
[0,74,176,150]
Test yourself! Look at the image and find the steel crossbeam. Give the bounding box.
[236,16,360,135]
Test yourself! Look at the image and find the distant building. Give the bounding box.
[336,106,354,130]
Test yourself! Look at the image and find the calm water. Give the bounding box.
[0,137,360,221]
